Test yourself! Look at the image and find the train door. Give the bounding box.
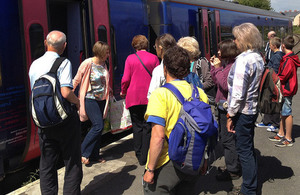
[21,0,48,162]
[88,0,113,88]
[199,8,221,59]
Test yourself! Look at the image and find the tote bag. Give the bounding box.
[110,97,132,134]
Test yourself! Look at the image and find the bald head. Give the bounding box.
[45,30,66,55]
[267,31,276,40]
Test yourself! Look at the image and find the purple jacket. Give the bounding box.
[121,50,159,109]
[210,61,234,103]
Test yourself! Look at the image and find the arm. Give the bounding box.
[143,123,165,184]
[61,87,80,110]
[201,60,215,90]
[120,57,132,96]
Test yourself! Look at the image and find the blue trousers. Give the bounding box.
[81,98,106,160]
[233,113,258,195]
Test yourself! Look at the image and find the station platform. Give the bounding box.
[9,72,300,195]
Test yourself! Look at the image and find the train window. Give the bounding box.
[220,26,233,40]
[204,26,209,54]
[98,25,107,43]
[217,26,220,43]
[29,24,45,61]
[189,25,195,37]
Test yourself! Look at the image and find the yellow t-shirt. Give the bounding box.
[144,80,209,169]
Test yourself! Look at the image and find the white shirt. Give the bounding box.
[29,51,73,90]
[147,60,165,99]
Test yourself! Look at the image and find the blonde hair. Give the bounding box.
[177,37,201,61]
[232,23,263,52]
[93,41,109,61]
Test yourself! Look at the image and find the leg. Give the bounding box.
[278,115,285,137]
[129,105,147,165]
[141,106,151,165]
[38,129,60,195]
[281,96,293,141]
[60,114,83,195]
[219,110,240,173]
[81,99,105,159]
[284,115,293,141]
[234,113,258,195]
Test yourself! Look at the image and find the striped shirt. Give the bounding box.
[227,50,264,116]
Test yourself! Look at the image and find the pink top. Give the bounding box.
[73,58,110,122]
[121,50,159,109]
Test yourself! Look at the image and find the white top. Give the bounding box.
[29,51,73,90]
[147,60,165,99]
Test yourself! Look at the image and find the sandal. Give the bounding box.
[81,157,90,165]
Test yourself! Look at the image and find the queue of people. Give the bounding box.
[28,22,300,194]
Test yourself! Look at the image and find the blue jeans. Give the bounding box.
[233,113,258,195]
[81,98,106,159]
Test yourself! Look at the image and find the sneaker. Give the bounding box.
[216,170,240,181]
[268,134,284,142]
[267,125,279,132]
[275,138,293,147]
[256,122,270,127]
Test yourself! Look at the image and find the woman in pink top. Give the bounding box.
[73,41,110,165]
[120,35,159,165]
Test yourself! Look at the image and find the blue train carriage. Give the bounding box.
[146,0,292,59]
[0,0,148,180]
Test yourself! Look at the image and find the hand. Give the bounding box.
[120,92,126,98]
[227,118,235,133]
[143,170,154,184]
[210,55,216,65]
[213,57,221,68]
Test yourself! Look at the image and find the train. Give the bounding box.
[0,0,292,179]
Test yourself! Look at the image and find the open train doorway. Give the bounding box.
[47,0,85,77]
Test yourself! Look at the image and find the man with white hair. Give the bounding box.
[29,30,82,194]
[265,31,276,64]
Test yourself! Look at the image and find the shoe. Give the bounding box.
[216,170,240,181]
[267,125,279,132]
[228,186,244,195]
[256,122,270,127]
[275,138,293,147]
[268,134,284,142]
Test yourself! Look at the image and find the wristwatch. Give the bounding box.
[146,166,155,173]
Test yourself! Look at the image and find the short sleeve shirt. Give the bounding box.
[28,51,73,90]
[144,80,209,169]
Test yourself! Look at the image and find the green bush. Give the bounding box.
[294,26,300,35]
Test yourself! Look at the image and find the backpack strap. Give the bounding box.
[163,83,185,104]
[49,57,67,74]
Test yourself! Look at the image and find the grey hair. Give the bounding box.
[177,36,201,61]
[46,31,66,50]
[232,23,263,51]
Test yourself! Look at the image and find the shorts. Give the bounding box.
[281,96,293,116]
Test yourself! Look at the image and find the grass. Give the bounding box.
[22,169,39,186]
[294,26,300,35]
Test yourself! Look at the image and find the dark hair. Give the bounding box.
[218,39,239,62]
[156,33,176,54]
[283,35,294,50]
[132,35,148,50]
[163,46,190,79]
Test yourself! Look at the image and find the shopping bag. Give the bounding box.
[109,97,132,134]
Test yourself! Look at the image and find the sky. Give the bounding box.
[271,0,300,12]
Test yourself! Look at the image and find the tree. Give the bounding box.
[233,0,272,11]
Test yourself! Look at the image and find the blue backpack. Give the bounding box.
[30,57,73,128]
[163,83,218,175]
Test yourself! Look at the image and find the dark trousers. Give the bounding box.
[234,113,258,195]
[129,105,151,165]
[262,113,280,127]
[218,109,240,173]
[81,98,106,159]
[143,161,198,195]
[38,113,82,195]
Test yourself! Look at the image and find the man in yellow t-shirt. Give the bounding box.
[143,46,208,194]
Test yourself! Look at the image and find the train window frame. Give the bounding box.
[189,25,195,37]
[98,25,108,43]
[29,23,45,61]
[0,57,2,87]
[205,26,209,54]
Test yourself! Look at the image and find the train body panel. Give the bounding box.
[0,0,292,178]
